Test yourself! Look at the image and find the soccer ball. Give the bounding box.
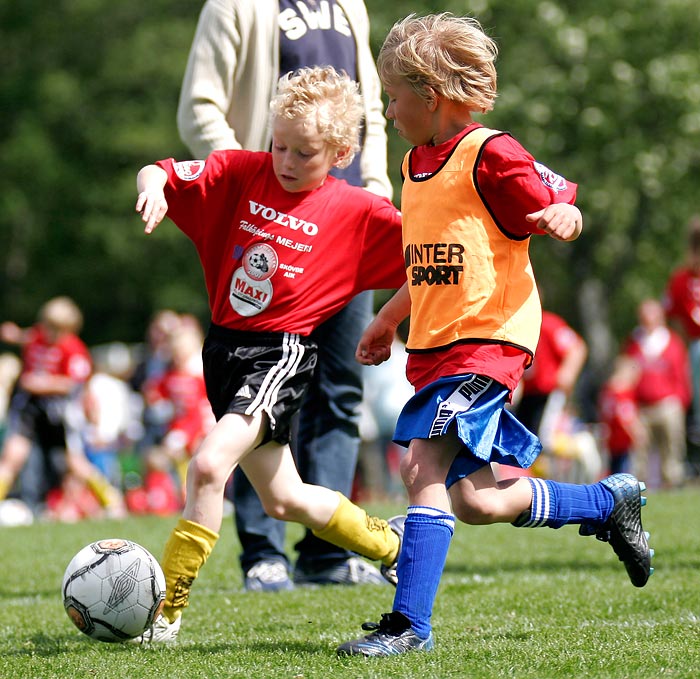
[62,538,166,642]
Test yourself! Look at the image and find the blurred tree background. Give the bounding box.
[2,0,700,390]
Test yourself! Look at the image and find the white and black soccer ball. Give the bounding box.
[62,538,166,642]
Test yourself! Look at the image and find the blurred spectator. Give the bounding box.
[664,215,700,476]
[129,309,182,453]
[623,298,690,489]
[81,358,136,488]
[143,321,214,501]
[515,309,588,445]
[0,297,125,516]
[598,355,646,475]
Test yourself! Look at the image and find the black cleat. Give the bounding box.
[336,611,433,657]
[580,473,654,587]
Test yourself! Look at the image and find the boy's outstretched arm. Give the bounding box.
[527,203,582,242]
[135,165,169,234]
[356,283,411,366]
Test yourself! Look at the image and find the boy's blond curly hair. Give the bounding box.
[270,66,363,169]
[378,13,498,113]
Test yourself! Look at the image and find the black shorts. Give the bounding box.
[202,324,318,445]
[5,388,75,454]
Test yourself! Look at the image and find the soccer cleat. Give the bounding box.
[245,559,294,592]
[380,515,406,586]
[129,614,181,645]
[336,611,434,657]
[579,473,654,587]
[294,556,387,586]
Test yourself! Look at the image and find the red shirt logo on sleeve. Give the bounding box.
[174,160,206,181]
[533,161,567,193]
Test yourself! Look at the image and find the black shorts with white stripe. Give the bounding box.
[203,323,318,445]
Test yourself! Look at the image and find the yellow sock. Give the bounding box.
[0,476,10,501]
[85,472,121,509]
[161,518,219,623]
[312,492,399,566]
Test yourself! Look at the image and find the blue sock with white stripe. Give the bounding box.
[392,507,455,639]
[513,478,615,529]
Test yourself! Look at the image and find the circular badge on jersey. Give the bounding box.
[229,268,273,317]
[242,243,278,282]
[173,160,205,181]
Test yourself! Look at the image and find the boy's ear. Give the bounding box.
[424,86,439,110]
[334,146,351,166]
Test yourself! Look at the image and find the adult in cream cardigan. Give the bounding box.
[177,0,392,198]
[175,0,395,592]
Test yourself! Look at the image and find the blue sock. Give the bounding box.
[392,507,455,639]
[514,478,615,528]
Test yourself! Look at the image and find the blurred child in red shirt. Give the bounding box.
[0,297,124,515]
[144,323,215,507]
[598,356,645,475]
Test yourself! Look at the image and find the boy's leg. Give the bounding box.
[0,433,33,500]
[337,437,457,657]
[512,473,653,587]
[241,444,401,568]
[133,412,266,644]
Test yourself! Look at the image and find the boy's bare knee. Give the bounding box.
[188,454,221,487]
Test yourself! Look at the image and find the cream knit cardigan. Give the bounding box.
[176,0,392,198]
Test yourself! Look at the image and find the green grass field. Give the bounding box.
[1,489,698,679]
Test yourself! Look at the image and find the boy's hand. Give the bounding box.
[135,191,168,234]
[356,316,396,366]
[0,321,23,345]
[527,204,582,241]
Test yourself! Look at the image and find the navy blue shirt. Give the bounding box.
[278,0,363,187]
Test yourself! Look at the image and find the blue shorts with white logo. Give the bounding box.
[394,374,542,488]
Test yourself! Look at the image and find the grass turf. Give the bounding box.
[0,488,698,678]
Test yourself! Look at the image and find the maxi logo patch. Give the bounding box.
[229,268,273,317]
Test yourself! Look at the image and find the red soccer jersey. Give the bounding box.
[157,152,405,336]
[22,326,92,383]
[665,266,700,339]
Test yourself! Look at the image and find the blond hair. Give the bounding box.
[378,13,498,112]
[39,296,83,334]
[270,66,363,168]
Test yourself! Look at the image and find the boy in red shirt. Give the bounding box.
[133,66,406,643]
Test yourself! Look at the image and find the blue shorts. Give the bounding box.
[394,374,542,488]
